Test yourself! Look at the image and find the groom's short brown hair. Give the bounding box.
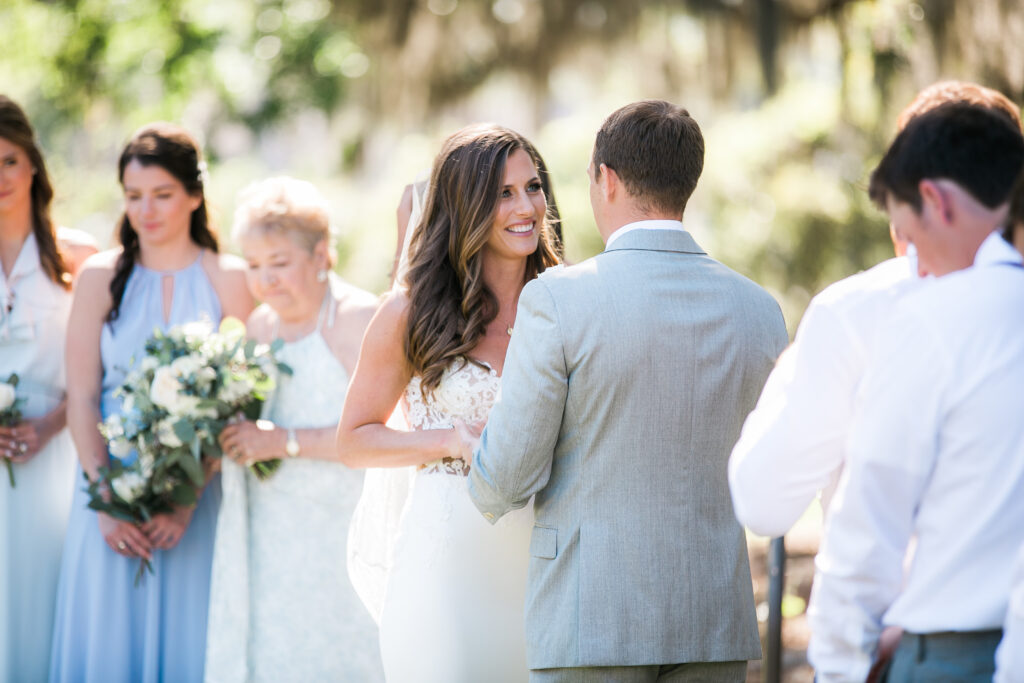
[592,100,704,217]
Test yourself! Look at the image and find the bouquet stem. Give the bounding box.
[4,459,14,488]
[250,458,282,481]
[134,557,154,587]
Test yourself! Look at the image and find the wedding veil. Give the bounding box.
[345,180,427,624]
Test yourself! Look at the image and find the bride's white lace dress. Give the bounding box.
[378,359,533,683]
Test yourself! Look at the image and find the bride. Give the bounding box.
[337,123,562,682]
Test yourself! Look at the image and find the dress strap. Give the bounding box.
[315,282,337,333]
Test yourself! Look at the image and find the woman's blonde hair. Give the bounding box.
[403,124,561,396]
[232,176,335,264]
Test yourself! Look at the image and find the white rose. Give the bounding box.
[111,471,148,503]
[109,437,134,459]
[155,418,184,448]
[140,356,159,373]
[0,383,15,412]
[150,366,184,412]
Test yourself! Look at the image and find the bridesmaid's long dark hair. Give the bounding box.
[107,123,219,322]
[0,95,70,290]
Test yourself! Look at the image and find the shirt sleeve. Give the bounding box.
[468,278,568,522]
[728,297,864,537]
[807,306,948,682]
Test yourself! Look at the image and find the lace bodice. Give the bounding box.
[402,358,500,475]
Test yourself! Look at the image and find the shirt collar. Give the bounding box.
[974,229,1023,268]
[605,220,686,249]
[1,232,40,287]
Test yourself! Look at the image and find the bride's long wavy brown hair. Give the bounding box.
[403,124,561,396]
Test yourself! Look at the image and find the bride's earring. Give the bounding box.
[316,269,329,282]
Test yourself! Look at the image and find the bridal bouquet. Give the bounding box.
[88,318,291,581]
[0,373,25,488]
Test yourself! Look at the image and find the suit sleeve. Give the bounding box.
[468,278,568,523]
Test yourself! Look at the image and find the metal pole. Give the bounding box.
[764,536,785,683]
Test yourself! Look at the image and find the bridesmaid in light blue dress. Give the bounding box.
[49,123,252,683]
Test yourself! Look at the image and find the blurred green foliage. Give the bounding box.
[2,0,1022,329]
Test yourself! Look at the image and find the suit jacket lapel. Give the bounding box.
[602,228,707,256]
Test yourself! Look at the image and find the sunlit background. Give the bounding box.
[5,0,1022,326]
[4,1,1024,678]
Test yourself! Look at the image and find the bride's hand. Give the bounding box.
[451,419,484,462]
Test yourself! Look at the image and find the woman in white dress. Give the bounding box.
[205,176,383,682]
[337,124,562,682]
[0,95,96,682]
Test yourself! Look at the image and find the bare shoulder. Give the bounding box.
[75,249,120,288]
[334,279,381,322]
[246,304,278,344]
[372,288,409,329]
[201,250,254,318]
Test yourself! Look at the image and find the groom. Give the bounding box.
[467,100,788,681]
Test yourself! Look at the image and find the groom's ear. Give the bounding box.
[598,163,620,202]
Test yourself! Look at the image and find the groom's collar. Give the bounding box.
[603,220,706,255]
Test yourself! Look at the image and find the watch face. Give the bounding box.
[286,430,300,457]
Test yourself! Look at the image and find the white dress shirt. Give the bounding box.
[995,543,1024,682]
[728,256,914,537]
[604,219,687,248]
[807,232,1024,682]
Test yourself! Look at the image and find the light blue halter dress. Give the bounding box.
[49,255,223,683]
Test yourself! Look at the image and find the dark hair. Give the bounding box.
[108,123,218,322]
[403,124,561,396]
[868,103,1024,213]
[0,95,71,290]
[592,100,704,217]
[1008,166,1024,243]
[897,81,1022,133]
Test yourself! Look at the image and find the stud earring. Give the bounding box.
[316,269,329,282]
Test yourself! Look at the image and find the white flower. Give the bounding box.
[220,377,255,404]
[155,418,184,448]
[150,367,202,416]
[196,367,217,387]
[140,356,159,374]
[150,366,184,411]
[109,437,133,458]
[102,414,125,439]
[179,320,214,341]
[111,471,147,503]
[170,353,204,378]
[0,383,14,412]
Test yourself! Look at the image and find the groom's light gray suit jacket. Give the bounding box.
[469,229,787,669]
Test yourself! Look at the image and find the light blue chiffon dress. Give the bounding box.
[49,255,223,683]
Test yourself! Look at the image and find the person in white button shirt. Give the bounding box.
[728,81,1024,538]
[807,103,1024,683]
[994,170,1024,683]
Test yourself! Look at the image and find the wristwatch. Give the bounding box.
[285,428,300,458]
